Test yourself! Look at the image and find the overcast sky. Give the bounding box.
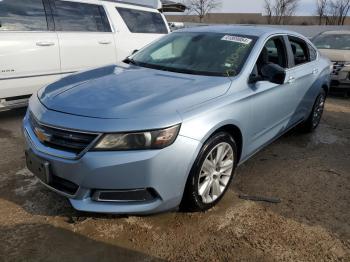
[218,0,316,15]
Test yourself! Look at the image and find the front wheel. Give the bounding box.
[300,89,326,133]
[181,132,237,212]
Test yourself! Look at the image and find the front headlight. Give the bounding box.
[93,124,181,151]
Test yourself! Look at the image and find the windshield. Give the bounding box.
[313,33,350,50]
[128,32,257,77]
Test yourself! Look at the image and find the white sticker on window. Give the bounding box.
[221,35,252,45]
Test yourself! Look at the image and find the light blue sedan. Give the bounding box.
[23,26,331,214]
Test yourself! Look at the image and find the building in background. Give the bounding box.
[166,13,350,25]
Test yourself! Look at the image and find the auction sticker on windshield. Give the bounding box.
[221,35,252,45]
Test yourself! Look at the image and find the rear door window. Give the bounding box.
[51,0,111,32]
[288,36,310,66]
[0,0,48,31]
[116,7,168,34]
[308,44,317,61]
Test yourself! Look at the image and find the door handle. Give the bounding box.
[36,41,55,47]
[98,40,112,45]
[288,76,295,84]
[312,68,319,74]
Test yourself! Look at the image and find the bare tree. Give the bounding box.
[184,0,221,23]
[337,0,350,25]
[316,0,328,24]
[265,0,273,24]
[325,0,350,25]
[264,0,299,24]
[326,1,339,24]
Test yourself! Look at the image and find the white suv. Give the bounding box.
[0,0,170,111]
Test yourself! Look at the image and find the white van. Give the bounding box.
[0,0,170,111]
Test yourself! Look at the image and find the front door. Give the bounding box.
[0,0,60,99]
[247,36,296,154]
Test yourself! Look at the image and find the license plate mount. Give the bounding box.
[25,150,52,184]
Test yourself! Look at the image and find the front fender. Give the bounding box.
[178,94,250,162]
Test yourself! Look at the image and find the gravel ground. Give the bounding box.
[0,97,349,262]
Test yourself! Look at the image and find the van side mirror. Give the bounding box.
[261,64,286,85]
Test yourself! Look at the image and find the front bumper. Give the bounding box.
[331,65,350,90]
[23,112,201,215]
[0,96,30,112]
[330,79,350,90]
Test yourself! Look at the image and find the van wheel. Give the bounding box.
[300,89,326,133]
[181,132,237,212]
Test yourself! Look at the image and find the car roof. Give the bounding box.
[179,25,303,38]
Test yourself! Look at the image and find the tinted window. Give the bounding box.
[117,7,167,34]
[130,32,256,76]
[313,33,350,50]
[51,1,111,32]
[308,44,317,61]
[289,37,310,66]
[0,0,48,31]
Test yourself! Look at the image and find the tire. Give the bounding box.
[181,132,238,212]
[300,89,326,133]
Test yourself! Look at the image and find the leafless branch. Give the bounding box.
[264,0,299,24]
[324,0,350,25]
[316,0,328,24]
[184,0,221,22]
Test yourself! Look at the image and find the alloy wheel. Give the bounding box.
[312,94,325,128]
[198,142,234,204]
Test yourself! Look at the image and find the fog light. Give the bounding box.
[92,189,158,202]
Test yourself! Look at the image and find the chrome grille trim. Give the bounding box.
[29,113,101,156]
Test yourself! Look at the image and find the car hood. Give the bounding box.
[39,64,232,119]
[318,49,350,62]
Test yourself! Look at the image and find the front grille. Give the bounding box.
[332,61,345,75]
[29,114,98,154]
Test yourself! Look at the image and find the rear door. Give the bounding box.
[0,0,60,99]
[50,0,116,73]
[286,36,320,123]
[113,5,169,60]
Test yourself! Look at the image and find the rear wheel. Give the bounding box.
[300,89,326,133]
[181,132,237,212]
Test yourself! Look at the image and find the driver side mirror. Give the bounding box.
[249,64,286,85]
[260,64,286,85]
[248,74,263,84]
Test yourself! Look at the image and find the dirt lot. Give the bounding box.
[0,97,349,262]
